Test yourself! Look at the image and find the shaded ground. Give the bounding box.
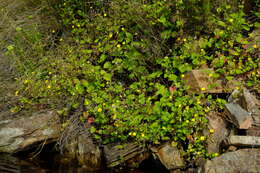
[0,53,17,120]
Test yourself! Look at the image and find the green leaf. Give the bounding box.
[160,30,172,39]
[75,83,84,94]
[104,62,112,69]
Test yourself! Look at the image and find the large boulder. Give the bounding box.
[0,111,60,153]
[200,149,260,173]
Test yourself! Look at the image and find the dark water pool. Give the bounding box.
[0,143,169,173]
[0,153,169,173]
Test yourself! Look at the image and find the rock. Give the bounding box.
[224,135,260,147]
[201,149,260,173]
[104,142,146,167]
[224,103,253,129]
[170,169,182,173]
[240,88,260,111]
[0,111,60,153]
[77,133,102,170]
[206,112,230,154]
[126,151,150,168]
[228,88,260,126]
[252,108,260,126]
[151,143,185,170]
[246,127,260,137]
[183,69,223,93]
[64,133,102,171]
[227,89,240,103]
[227,145,237,152]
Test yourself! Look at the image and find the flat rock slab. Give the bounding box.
[225,103,253,129]
[247,127,260,137]
[0,111,60,153]
[183,69,223,93]
[183,69,237,93]
[224,135,260,147]
[201,149,260,173]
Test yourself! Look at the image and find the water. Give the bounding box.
[0,143,169,173]
[0,153,168,173]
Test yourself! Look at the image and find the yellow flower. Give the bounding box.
[200,136,206,141]
[181,74,185,78]
[97,108,102,112]
[235,86,240,90]
[253,44,257,48]
[104,13,107,17]
[208,73,213,77]
[132,132,136,136]
[47,85,51,89]
[194,114,198,117]
[197,100,201,104]
[201,87,206,91]
[24,80,29,84]
[214,153,219,157]
[129,132,132,136]
[183,38,187,42]
[209,129,215,133]
[121,27,125,31]
[186,120,189,123]
[141,133,145,137]
[15,91,19,96]
[109,33,113,38]
[117,44,121,48]
[112,115,117,119]
[229,18,234,23]
[191,118,195,122]
[52,30,55,33]
[72,25,74,28]
[205,108,210,112]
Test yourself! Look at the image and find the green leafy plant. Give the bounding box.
[8,0,259,162]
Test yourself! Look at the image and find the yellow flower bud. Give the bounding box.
[200,136,206,141]
[209,129,215,133]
